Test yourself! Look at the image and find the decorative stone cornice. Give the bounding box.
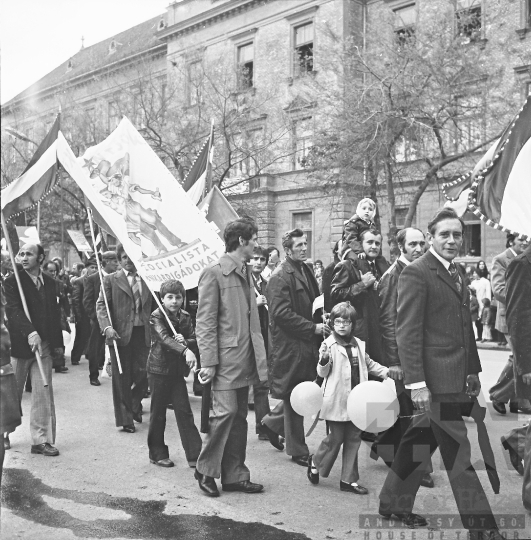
[157,0,268,41]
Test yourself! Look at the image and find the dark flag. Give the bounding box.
[2,115,61,221]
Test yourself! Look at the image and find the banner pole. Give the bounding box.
[87,208,122,374]
[1,212,48,387]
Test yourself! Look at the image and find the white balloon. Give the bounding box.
[290,381,323,417]
[347,381,399,433]
[62,331,71,346]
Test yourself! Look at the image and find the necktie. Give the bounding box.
[449,263,462,293]
[36,276,42,290]
[131,273,142,314]
[242,263,248,283]
[369,261,376,277]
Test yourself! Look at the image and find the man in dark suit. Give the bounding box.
[4,244,63,456]
[331,229,389,362]
[70,257,97,367]
[378,208,501,539]
[96,245,152,433]
[504,242,531,509]
[83,251,118,386]
[489,234,530,414]
[263,229,326,466]
[370,227,434,487]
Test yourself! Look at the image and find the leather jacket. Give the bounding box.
[147,307,197,377]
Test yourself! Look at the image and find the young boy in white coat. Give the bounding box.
[307,302,389,494]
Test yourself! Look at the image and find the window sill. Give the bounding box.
[516,28,530,40]
[231,87,256,97]
[288,71,318,85]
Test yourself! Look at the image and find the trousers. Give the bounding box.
[110,326,149,427]
[147,367,202,464]
[196,386,251,484]
[379,394,497,531]
[12,341,56,446]
[313,420,362,483]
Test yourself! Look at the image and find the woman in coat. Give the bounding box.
[307,302,388,494]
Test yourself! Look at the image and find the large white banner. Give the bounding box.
[57,118,224,291]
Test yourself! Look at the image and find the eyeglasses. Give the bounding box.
[333,319,352,327]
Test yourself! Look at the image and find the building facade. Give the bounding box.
[3,0,530,266]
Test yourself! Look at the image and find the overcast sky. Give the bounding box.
[1,0,170,105]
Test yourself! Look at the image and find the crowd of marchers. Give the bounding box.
[1,200,530,540]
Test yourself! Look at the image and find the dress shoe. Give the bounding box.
[379,511,427,528]
[4,434,11,450]
[167,404,174,410]
[71,361,80,365]
[222,480,264,493]
[307,455,319,485]
[469,528,504,540]
[360,431,377,442]
[419,472,434,488]
[291,454,310,467]
[491,400,506,415]
[340,481,368,494]
[133,412,142,423]
[509,402,531,414]
[501,436,524,475]
[194,470,220,497]
[150,458,174,467]
[259,424,284,451]
[257,433,269,441]
[31,443,59,456]
[55,366,69,373]
[122,424,135,433]
[90,378,101,386]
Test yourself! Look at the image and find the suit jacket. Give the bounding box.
[4,270,63,358]
[397,250,481,395]
[491,248,516,333]
[196,253,267,391]
[506,245,531,401]
[72,275,88,322]
[266,257,321,399]
[83,271,102,322]
[330,251,389,361]
[96,269,152,347]
[378,258,407,367]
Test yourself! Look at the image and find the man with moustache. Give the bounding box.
[331,229,389,366]
[97,245,152,433]
[378,208,501,539]
[83,251,118,386]
[4,244,63,456]
[370,227,434,488]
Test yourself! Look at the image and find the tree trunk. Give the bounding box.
[384,158,400,261]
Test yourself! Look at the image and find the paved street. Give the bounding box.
[1,341,530,540]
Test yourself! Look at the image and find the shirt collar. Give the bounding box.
[25,269,44,286]
[429,246,451,270]
[227,252,247,271]
[398,254,411,266]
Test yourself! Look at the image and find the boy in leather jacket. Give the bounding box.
[147,280,202,468]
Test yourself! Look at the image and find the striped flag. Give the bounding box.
[467,97,531,240]
[1,115,61,222]
[183,126,214,205]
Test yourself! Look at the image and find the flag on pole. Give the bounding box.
[56,117,225,291]
[198,185,239,239]
[1,115,60,222]
[467,96,531,240]
[183,125,214,205]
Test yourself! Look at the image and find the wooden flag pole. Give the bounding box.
[1,212,48,386]
[87,208,123,374]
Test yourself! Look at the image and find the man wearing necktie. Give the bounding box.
[97,245,152,433]
[4,243,63,456]
[331,229,389,363]
[194,219,268,497]
[378,208,501,539]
